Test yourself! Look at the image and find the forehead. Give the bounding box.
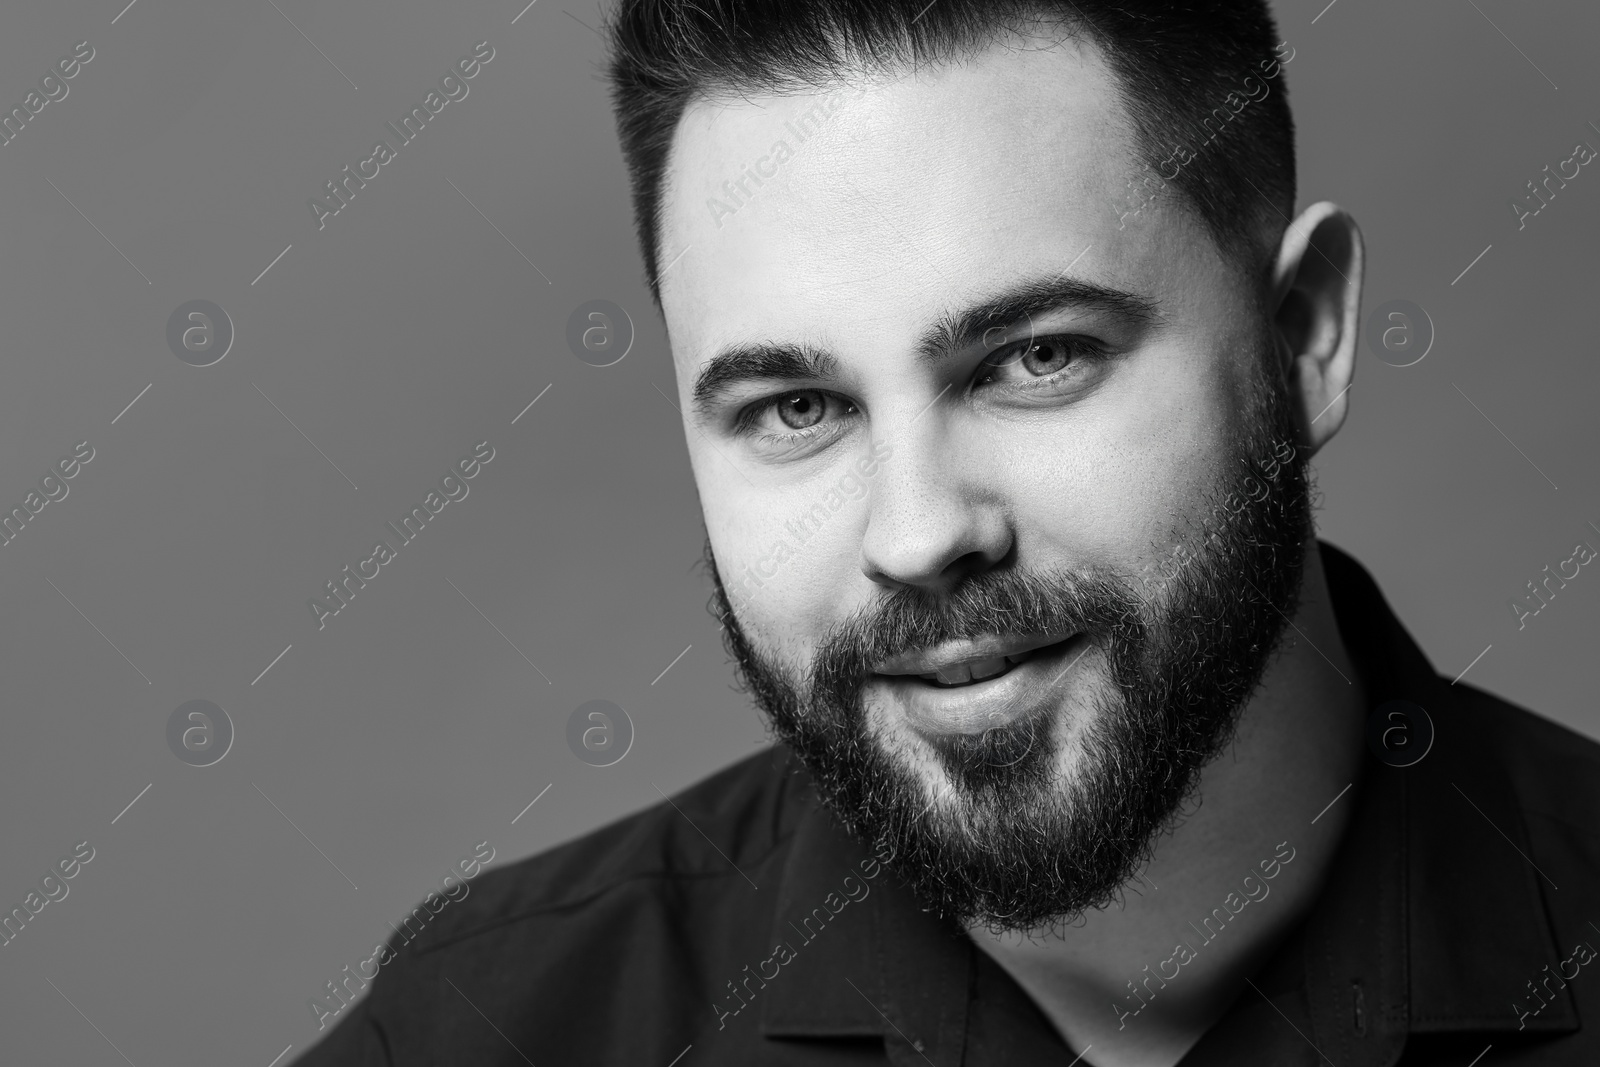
[657,33,1216,366]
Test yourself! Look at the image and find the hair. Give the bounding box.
[602,0,1297,308]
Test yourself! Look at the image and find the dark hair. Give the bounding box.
[603,0,1297,308]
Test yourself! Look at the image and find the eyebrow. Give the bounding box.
[688,273,1161,421]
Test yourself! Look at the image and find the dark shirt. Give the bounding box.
[297,543,1600,1065]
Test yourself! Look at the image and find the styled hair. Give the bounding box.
[602,0,1297,307]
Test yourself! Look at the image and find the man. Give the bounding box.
[298,1,1600,1064]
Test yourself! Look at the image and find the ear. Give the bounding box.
[1269,201,1364,457]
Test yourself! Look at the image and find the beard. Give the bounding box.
[705,359,1314,934]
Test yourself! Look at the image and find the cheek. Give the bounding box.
[1011,352,1242,567]
[704,481,858,651]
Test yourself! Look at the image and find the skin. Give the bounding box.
[657,28,1367,1067]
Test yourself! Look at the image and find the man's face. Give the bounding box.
[659,32,1312,930]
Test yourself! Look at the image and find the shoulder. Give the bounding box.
[1449,680,1600,835]
[417,744,807,953]
[325,746,815,1063]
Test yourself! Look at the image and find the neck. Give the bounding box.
[967,539,1368,1067]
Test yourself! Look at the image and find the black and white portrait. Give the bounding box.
[1,2,1596,1066]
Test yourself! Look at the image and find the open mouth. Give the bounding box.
[869,633,1088,738]
[912,636,1077,688]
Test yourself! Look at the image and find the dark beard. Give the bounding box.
[705,365,1314,934]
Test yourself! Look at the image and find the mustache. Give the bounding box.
[804,568,1151,787]
[809,566,1145,691]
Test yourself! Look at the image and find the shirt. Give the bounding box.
[295,542,1600,1065]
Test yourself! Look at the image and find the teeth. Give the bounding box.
[968,656,1010,681]
[905,639,1068,687]
[919,655,1015,687]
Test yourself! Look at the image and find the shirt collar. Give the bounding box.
[1318,542,1576,1040]
[759,791,972,1062]
[755,542,1576,1058]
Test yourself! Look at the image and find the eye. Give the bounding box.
[974,335,1108,389]
[736,388,859,447]
[775,389,828,430]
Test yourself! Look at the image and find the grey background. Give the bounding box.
[0,0,1594,1063]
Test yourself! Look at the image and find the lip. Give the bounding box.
[867,633,1087,737]
[874,632,1076,677]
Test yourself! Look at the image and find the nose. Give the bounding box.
[858,414,1014,597]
